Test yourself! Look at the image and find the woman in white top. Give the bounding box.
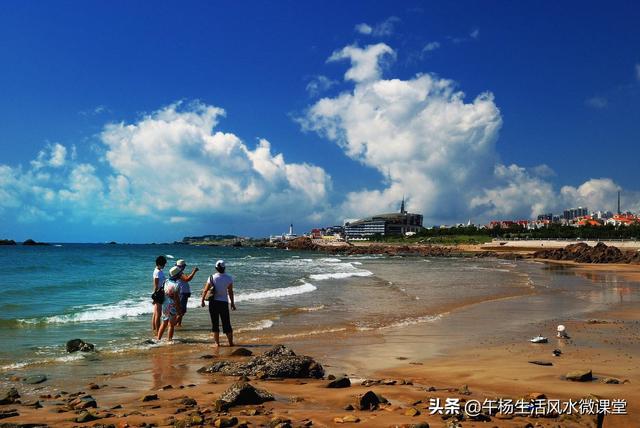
[201,259,236,346]
[151,256,167,332]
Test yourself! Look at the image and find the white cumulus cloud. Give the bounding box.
[0,101,333,230]
[300,43,639,224]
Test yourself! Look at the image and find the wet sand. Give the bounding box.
[2,259,639,427]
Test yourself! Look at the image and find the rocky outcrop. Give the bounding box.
[0,239,16,246]
[66,339,95,353]
[214,382,274,410]
[534,242,640,264]
[201,345,324,379]
[0,387,20,405]
[22,239,49,246]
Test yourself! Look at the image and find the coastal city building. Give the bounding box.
[344,198,424,239]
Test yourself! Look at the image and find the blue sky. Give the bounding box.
[1,1,639,242]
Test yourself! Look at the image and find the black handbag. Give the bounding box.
[151,280,165,303]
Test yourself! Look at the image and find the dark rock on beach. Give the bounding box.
[0,239,16,246]
[202,345,324,379]
[327,376,351,388]
[565,369,593,382]
[214,382,274,411]
[0,388,20,405]
[0,409,20,419]
[230,347,253,357]
[66,339,95,353]
[24,375,47,385]
[358,390,382,411]
[534,242,640,264]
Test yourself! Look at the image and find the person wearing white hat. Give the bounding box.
[174,259,199,327]
[157,265,184,341]
[201,259,236,346]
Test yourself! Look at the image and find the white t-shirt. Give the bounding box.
[153,267,165,291]
[207,272,234,302]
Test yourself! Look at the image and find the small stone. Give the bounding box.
[405,407,421,417]
[566,370,593,382]
[23,400,42,409]
[458,384,471,395]
[0,387,20,405]
[24,374,47,384]
[161,384,173,390]
[601,377,621,384]
[0,409,20,420]
[75,411,100,422]
[269,416,292,428]
[410,423,430,428]
[342,414,360,423]
[190,415,205,424]
[344,404,354,411]
[327,377,351,388]
[88,383,100,390]
[327,374,336,380]
[358,390,381,410]
[200,354,215,359]
[382,379,396,385]
[141,394,159,402]
[494,412,513,420]
[529,392,547,400]
[182,397,197,406]
[230,347,253,357]
[529,360,553,366]
[333,417,344,424]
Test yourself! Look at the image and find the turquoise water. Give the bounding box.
[0,244,377,369]
[5,244,635,373]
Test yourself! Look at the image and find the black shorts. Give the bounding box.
[208,300,232,334]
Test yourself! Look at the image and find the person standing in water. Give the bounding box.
[201,259,236,346]
[174,259,198,327]
[157,265,183,341]
[151,256,167,332]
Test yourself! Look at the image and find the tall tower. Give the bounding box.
[289,224,294,235]
[618,191,621,215]
[400,196,406,214]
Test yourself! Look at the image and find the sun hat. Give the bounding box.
[215,259,225,269]
[176,259,187,267]
[169,265,183,279]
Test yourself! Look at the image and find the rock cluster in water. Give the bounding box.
[66,339,95,353]
[534,242,640,264]
[200,345,324,379]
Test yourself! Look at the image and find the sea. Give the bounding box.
[1,243,638,373]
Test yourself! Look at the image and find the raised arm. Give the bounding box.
[182,267,199,282]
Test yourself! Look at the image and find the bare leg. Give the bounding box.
[213,332,220,347]
[157,320,168,340]
[153,303,162,332]
[226,332,234,347]
[167,318,177,341]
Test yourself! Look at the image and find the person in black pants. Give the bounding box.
[201,259,236,346]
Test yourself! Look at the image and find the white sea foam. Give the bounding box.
[235,282,317,303]
[296,305,325,312]
[309,270,373,281]
[236,319,275,332]
[271,327,347,339]
[166,254,175,259]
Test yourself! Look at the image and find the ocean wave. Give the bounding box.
[270,327,347,339]
[309,271,373,281]
[236,319,275,332]
[20,297,152,324]
[235,282,317,303]
[357,313,445,331]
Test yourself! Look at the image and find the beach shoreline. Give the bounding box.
[1,256,638,427]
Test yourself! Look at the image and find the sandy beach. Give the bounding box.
[1,253,639,427]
